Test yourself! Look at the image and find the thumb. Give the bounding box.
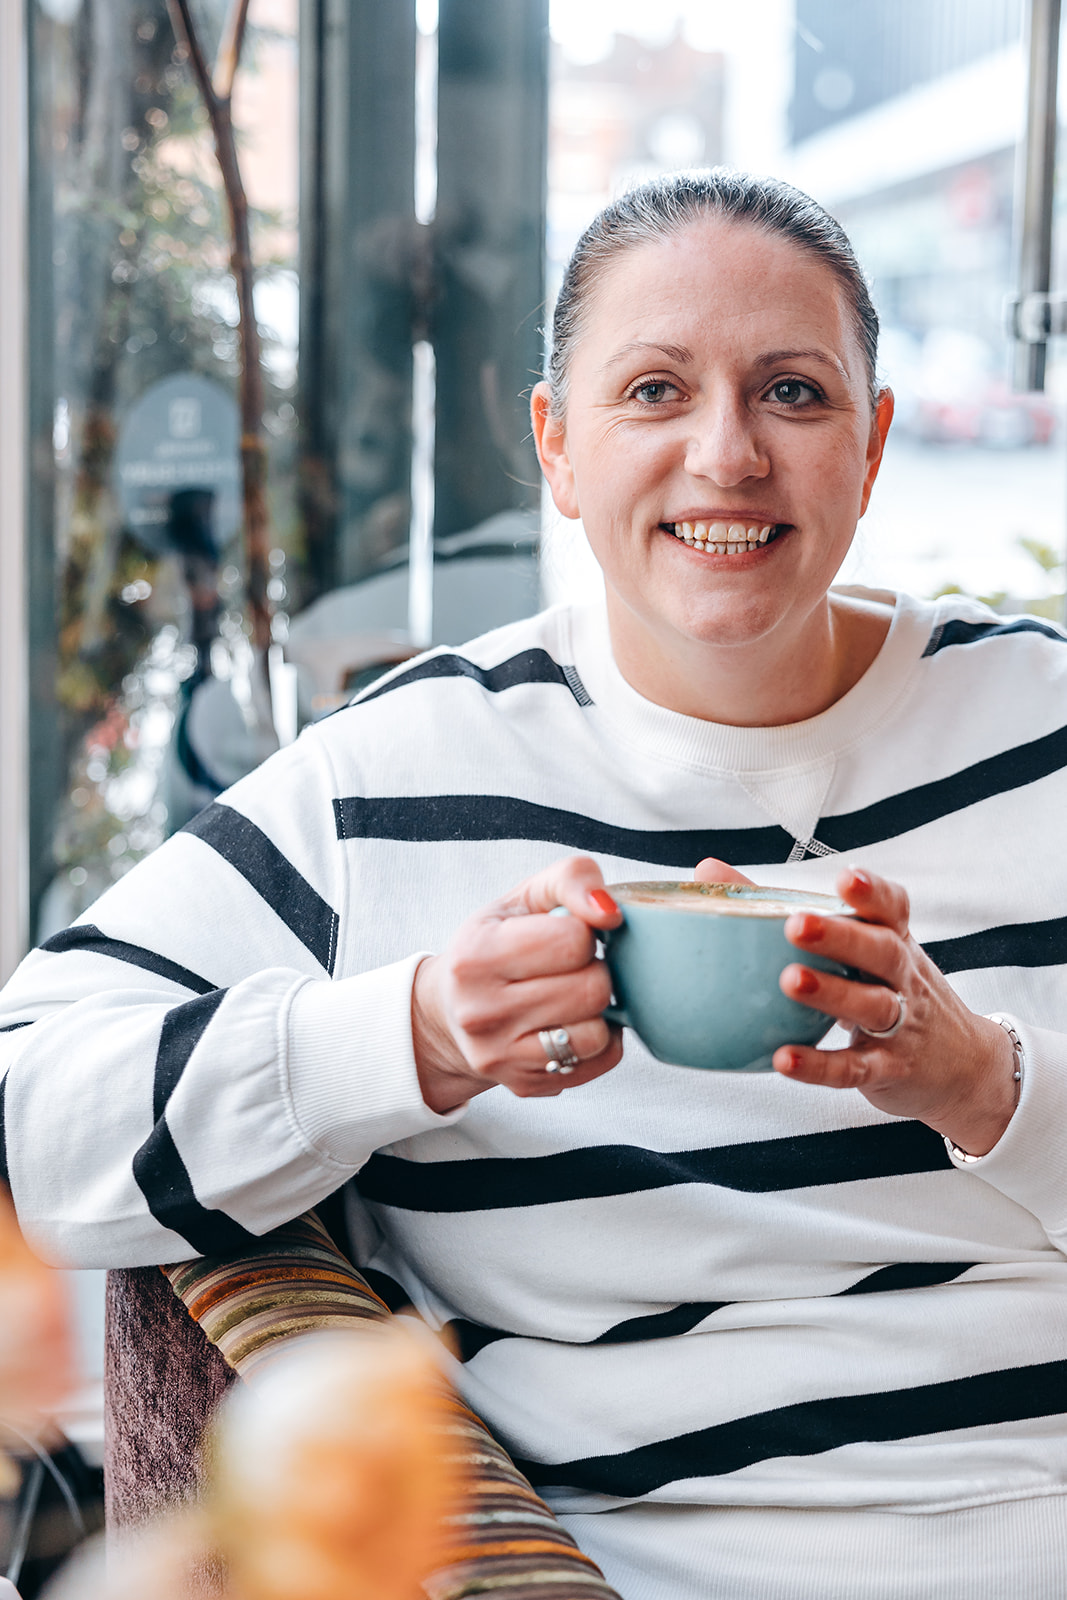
[496,855,623,928]
[694,857,756,888]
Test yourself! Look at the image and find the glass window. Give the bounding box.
[26,1,550,949]
[27,0,299,941]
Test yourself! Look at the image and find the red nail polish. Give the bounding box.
[850,868,871,891]
[780,1049,803,1072]
[794,968,819,996]
[590,889,618,915]
[796,913,823,941]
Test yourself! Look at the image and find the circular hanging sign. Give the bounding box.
[114,373,241,554]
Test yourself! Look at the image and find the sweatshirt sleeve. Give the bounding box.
[943,1016,1067,1254]
[0,730,463,1269]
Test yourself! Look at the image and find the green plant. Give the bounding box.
[929,535,1064,622]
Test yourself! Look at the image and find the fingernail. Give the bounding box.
[793,913,823,941]
[794,967,819,996]
[589,889,618,915]
[779,1049,803,1073]
[849,866,871,890]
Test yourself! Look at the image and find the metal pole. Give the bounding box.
[0,0,29,983]
[408,339,436,648]
[434,0,548,540]
[1013,0,1061,391]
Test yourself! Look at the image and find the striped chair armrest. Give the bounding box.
[162,1213,621,1600]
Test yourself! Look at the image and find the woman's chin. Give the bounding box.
[654,589,803,653]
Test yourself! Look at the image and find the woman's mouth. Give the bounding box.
[659,520,788,553]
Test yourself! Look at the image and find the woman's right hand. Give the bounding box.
[411,856,625,1113]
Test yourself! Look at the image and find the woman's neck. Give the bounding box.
[604,591,894,728]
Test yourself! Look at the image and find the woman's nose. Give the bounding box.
[684,397,769,485]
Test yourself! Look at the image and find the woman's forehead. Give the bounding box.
[580,219,855,363]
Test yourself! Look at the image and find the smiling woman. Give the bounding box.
[532,174,894,724]
[3,171,1067,1600]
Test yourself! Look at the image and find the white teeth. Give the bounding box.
[669,520,780,553]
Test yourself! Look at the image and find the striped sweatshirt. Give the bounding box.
[2,588,1067,1528]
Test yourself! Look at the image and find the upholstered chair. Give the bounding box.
[104,1211,621,1599]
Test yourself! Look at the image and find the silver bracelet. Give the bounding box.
[943,1013,1023,1165]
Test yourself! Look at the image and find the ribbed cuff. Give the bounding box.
[284,953,465,1168]
[944,1017,1067,1248]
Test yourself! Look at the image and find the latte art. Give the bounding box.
[609,882,853,919]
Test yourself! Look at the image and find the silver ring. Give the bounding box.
[539,1026,580,1074]
[860,990,907,1039]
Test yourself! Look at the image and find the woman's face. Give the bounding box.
[533,218,893,660]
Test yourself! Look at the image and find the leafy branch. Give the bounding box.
[164,0,272,655]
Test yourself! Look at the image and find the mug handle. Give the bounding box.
[549,906,630,1031]
[592,926,629,1029]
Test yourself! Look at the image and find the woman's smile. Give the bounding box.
[659,519,788,555]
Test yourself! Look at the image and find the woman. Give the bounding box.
[3,171,1067,1598]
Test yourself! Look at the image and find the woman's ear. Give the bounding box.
[860,386,894,516]
[531,382,580,520]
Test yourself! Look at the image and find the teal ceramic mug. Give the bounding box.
[600,881,859,1072]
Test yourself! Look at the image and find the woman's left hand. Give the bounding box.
[695,858,1019,1157]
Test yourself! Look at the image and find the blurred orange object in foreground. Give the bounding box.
[0,1188,75,1488]
[209,1326,461,1600]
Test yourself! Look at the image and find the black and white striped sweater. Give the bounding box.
[3,589,1067,1520]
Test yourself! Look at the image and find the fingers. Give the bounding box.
[466,855,625,984]
[496,856,622,928]
[523,1016,614,1070]
[774,866,914,1100]
[450,962,614,1042]
[765,869,1017,1145]
[772,1040,887,1091]
[420,857,629,1106]
[784,906,908,989]
[835,864,910,936]
[461,1008,622,1098]
[457,908,599,984]
[509,1028,625,1099]
[780,963,903,1035]
[413,949,620,1111]
[693,858,756,887]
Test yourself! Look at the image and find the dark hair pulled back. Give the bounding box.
[547,168,880,412]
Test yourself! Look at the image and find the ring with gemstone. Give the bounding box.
[539,1026,580,1074]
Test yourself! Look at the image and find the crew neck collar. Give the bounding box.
[566,589,932,774]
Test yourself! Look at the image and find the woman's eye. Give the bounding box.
[768,378,819,406]
[630,380,678,405]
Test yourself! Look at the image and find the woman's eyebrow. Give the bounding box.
[756,348,849,379]
[599,341,694,373]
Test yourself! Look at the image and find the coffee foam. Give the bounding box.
[609,882,853,918]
